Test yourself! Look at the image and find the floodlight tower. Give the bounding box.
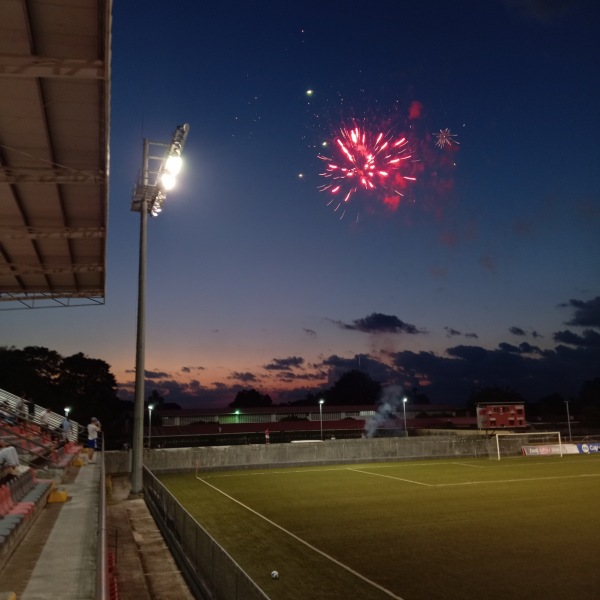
[130,124,190,495]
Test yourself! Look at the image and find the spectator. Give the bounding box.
[87,417,101,457]
[0,439,28,479]
[0,402,16,424]
[15,394,26,425]
[40,407,51,428]
[60,415,72,444]
[26,395,35,420]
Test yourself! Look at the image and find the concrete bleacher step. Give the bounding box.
[0,470,54,572]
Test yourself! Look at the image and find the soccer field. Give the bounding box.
[159,455,600,600]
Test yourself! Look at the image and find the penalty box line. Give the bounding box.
[347,468,600,488]
[347,467,434,486]
[197,476,405,600]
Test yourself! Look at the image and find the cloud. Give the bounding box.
[518,342,542,354]
[263,356,305,371]
[180,365,205,373]
[445,327,462,337]
[303,328,317,337]
[229,371,259,383]
[553,329,600,348]
[560,297,600,328]
[335,312,423,335]
[446,345,489,363]
[445,327,479,340]
[498,342,520,353]
[145,369,169,379]
[118,297,599,409]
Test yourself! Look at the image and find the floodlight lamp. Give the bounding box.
[319,399,324,405]
[165,155,183,175]
[403,397,407,403]
[160,172,177,191]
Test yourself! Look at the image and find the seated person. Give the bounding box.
[0,438,28,478]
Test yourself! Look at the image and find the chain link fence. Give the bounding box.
[143,467,270,600]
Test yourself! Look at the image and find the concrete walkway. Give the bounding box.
[106,474,195,600]
[0,462,194,600]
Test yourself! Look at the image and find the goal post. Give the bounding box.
[492,431,562,460]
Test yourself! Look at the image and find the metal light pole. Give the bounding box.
[130,124,189,495]
[402,397,408,436]
[564,400,572,442]
[319,399,324,440]
[148,404,153,449]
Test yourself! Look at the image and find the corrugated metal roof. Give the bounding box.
[0,0,111,309]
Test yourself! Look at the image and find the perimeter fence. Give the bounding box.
[143,467,270,600]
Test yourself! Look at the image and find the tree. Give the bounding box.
[578,378,600,427]
[0,345,62,404]
[325,370,382,405]
[147,389,165,410]
[229,388,273,409]
[58,352,120,425]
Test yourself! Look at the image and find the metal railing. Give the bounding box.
[96,431,109,600]
[143,467,270,600]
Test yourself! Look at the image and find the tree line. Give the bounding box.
[2,346,598,440]
[0,345,128,437]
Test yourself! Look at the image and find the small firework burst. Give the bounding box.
[433,128,459,149]
[318,123,416,219]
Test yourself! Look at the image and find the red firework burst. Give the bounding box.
[318,125,416,219]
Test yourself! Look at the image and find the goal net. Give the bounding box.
[491,432,562,460]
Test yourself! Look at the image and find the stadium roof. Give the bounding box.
[0,0,111,309]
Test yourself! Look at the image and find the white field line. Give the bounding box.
[346,467,434,486]
[435,472,600,487]
[202,466,345,479]
[347,468,600,488]
[450,461,485,468]
[201,461,475,480]
[197,476,405,600]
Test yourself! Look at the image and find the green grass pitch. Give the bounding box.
[159,455,600,600]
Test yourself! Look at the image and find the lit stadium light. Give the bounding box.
[130,123,190,495]
[165,155,182,176]
[131,123,190,217]
[319,399,324,441]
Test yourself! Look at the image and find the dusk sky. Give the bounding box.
[3,0,600,409]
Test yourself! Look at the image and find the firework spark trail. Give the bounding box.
[433,128,459,149]
[318,124,416,218]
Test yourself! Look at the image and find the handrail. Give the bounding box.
[96,431,109,600]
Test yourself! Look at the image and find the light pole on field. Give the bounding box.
[564,400,572,442]
[402,397,408,436]
[130,124,190,495]
[148,404,154,449]
[319,399,324,440]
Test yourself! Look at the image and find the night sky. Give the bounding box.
[3,0,600,408]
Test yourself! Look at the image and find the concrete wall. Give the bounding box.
[105,435,489,475]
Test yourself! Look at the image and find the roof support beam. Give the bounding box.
[0,54,105,79]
